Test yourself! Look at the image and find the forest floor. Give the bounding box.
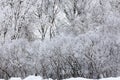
[1,75,119,80]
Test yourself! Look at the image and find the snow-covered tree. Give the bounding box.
[0,0,120,80]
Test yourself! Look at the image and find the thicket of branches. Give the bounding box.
[0,0,120,80]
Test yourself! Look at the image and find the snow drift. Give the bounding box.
[7,76,120,80]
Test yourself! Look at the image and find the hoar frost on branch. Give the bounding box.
[0,0,120,80]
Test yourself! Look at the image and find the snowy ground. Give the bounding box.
[63,77,120,80]
[0,75,119,80]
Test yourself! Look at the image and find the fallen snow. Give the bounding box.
[5,76,120,80]
[99,77,120,80]
[64,77,120,80]
[63,77,93,80]
[9,77,22,80]
[24,75,43,80]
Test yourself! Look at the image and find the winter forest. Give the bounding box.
[0,0,120,80]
